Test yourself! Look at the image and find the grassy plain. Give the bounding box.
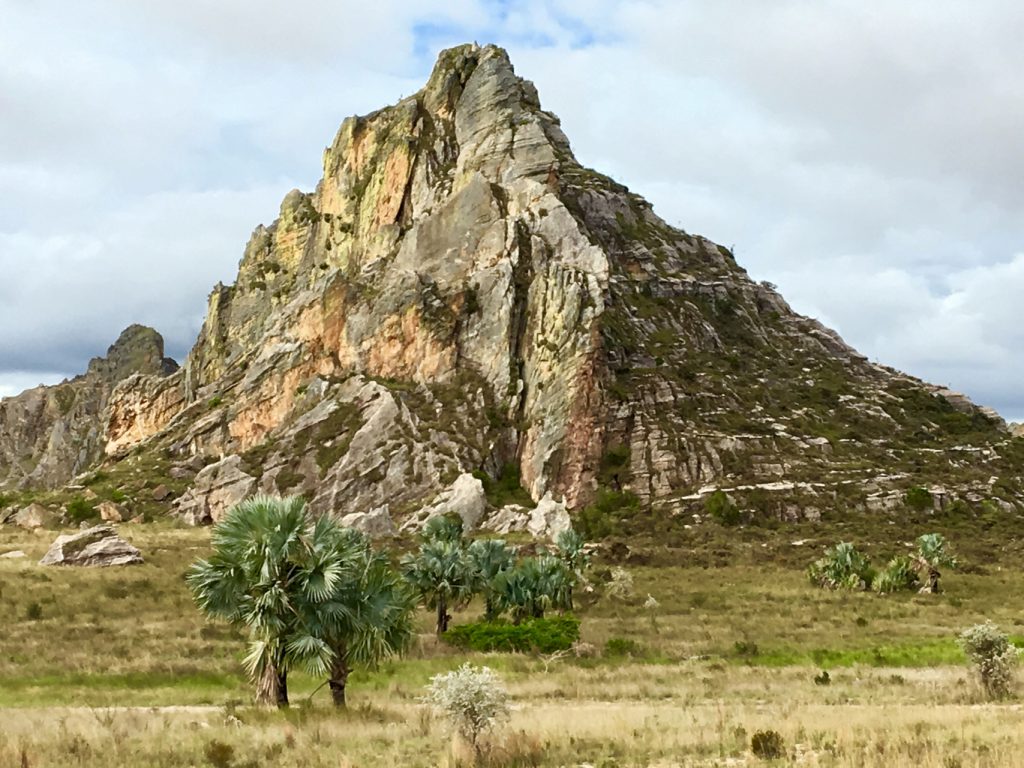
[2,521,1024,766]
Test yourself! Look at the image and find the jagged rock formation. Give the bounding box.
[0,325,178,489]
[1,44,1021,533]
[39,525,143,567]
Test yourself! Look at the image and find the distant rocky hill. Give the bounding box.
[2,44,1021,535]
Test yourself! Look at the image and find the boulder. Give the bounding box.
[97,500,127,523]
[339,505,396,538]
[173,455,258,526]
[151,484,171,501]
[13,503,59,530]
[39,525,143,567]
[402,473,487,532]
[0,550,26,559]
[482,504,532,535]
[526,493,572,540]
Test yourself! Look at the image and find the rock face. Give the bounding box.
[39,525,143,566]
[1,44,1022,529]
[0,325,178,489]
[173,455,258,526]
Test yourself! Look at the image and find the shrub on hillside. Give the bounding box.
[66,497,98,524]
[705,490,742,526]
[958,621,1018,699]
[807,542,875,590]
[443,616,580,654]
[905,486,933,512]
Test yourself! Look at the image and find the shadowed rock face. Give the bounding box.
[0,325,178,489]
[2,44,1021,528]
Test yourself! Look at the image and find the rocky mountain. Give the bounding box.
[0,325,177,489]
[2,44,1021,535]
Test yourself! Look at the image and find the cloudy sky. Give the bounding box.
[1,1,1021,421]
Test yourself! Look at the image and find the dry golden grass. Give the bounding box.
[3,522,1024,765]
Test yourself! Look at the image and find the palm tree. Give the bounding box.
[468,539,515,621]
[913,533,957,593]
[422,514,464,543]
[187,495,345,708]
[492,554,571,623]
[554,529,589,609]
[401,538,475,635]
[311,530,415,707]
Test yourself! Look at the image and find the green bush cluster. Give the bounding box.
[444,616,580,654]
[808,535,957,594]
[705,490,742,526]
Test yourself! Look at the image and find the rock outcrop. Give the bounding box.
[39,525,143,567]
[0,325,178,489]
[12,503,59,529]
[1,44,1021,530]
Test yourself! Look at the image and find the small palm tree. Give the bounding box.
[468,539,515,621]
[554,529,589,609]
[913,533,957,594]
[313,530,415,707]
[492,554,571,622]
[422,514,464,543]
[402,538,475,635]
[188,495,345,707]
[807,542,874,591]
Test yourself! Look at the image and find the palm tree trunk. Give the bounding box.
[255,663,279,708]
[329,656,350,708]
[436,593,449,635]
[929,568,941,594]
[276,669,289,708]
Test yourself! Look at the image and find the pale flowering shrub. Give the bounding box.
[424,663,510,750]
[958,621,1018,699]
[606,567,635,601]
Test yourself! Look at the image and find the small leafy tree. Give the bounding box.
[872,555,919,594]
[188,495,346,707]
[807,542,874,590]
[913,533,957,594]
[467,539,515,621]
[424,663,510,757]
[402,538,476,635]
[959,621,1018,699]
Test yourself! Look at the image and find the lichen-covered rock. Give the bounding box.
[97,500,126,523]
[13,503,59,530]
[0,325,178,489]
[402,473,488,532]
[526,493,571,540]
[173,455,257,526]
[339,505,396,538]
[39,525,143,567]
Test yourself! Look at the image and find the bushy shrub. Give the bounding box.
[873,555,919,594]
[750,729,785,760]
[705,490,742,526]
[443,616,580,654]
[807,542,874,590]
[66,497,97,524]
[958,621,1018,699]
[605,566,635,602]
[604,637,644,657]
[424,663,510,751]
[905,486,933,512]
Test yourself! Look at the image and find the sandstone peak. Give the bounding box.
[2,44,1021,531]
